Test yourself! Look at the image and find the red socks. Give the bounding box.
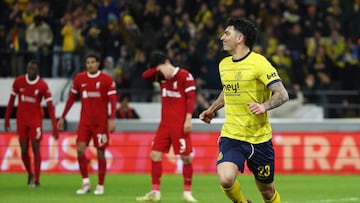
[151,161,162,190]
[98,158,106,185]
[33,151,41,183]
[78,155,88,179]
[183,163,193,191]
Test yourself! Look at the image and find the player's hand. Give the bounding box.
[4,124,10,132]
[52,130,59,140]
[183,116,192,135]
[247,102,266,115]
[108,119,116,133]
[199,110,215,124]
[57,118,65,131]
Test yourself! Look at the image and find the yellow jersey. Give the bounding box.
[219,51,281,144]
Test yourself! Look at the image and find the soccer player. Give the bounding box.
[57,54,117,195]
[4,60,59,187]
[136,51,197,202]
[199,17,289,203]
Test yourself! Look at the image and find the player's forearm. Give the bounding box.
[5,95,16,124]
[61,93,76,119]
[186,90,196,114]
[263,82,289,111]
[208,91,224,114]
[109,94,117,119]
[46,101,58,131]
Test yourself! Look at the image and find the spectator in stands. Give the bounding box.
[22,2,38,26]
[83,24,104,59]
[101,56,114,79]
[1,0,360,117]
[60,13,77,77]
[301,73,318,104]
[116,96,140,119]
[270,44,293,90]
[49,12,64,78]
[130,48,154,102]
[4,60,58,187]
[0,24,11,77]
[25,15,53,77]
[316,71,345,118]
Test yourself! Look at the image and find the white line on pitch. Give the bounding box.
[284,197,359,203]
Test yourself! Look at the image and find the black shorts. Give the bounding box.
[217,137,275,184]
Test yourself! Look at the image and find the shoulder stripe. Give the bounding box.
[107,90,117,95]
[185,86,196,93]
[45,97,53,102]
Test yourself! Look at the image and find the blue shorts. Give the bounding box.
[217,137,275,184]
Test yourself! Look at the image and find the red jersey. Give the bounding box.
[7,74,53,126]
[66,71,117,125]
[159,68,196,127]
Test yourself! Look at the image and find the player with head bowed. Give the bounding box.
[136,51,198,202]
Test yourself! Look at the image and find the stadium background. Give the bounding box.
[1,0,360,175]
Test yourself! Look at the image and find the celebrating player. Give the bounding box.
[136,51,197,202]
[199,17,289,203]
[4,60,59,187]
[57,54,117,195]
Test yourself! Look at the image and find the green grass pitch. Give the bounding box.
[0,173,359,203]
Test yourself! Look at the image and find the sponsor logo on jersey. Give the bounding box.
[223,82,240,93]
[267,72,278,80]
[162,88,181,98]
[82,91,101,98]
[21,95,36,103]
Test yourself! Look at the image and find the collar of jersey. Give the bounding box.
[87,70,101,78]
[25,74,40,85]
[232,49,251,62]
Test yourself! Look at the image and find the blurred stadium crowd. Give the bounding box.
[0,0,359,118]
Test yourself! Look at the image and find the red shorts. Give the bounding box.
[77,124,109,149]
[152,125,193,155]
[17,123,42,142]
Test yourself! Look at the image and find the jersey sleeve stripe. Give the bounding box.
[71,89,78,94]
[107,90,117,95]
[45,97,53,102]
[11,91,17,96]
[185,86,196,93]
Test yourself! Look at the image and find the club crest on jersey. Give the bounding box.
[173,81,178,90]
[235,71,242,80]
[96,82,100,89]
[34,89,39,96]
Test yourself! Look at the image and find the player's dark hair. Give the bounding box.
[148,51,168,68]
[28,59,39,66]
[225,17,257,48]
[86,54,100,62]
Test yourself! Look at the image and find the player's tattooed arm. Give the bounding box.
[264,81,289,111]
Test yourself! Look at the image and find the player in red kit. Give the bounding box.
[136,51,197,202]
[57,54,117,195]
[4,60,59,187]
